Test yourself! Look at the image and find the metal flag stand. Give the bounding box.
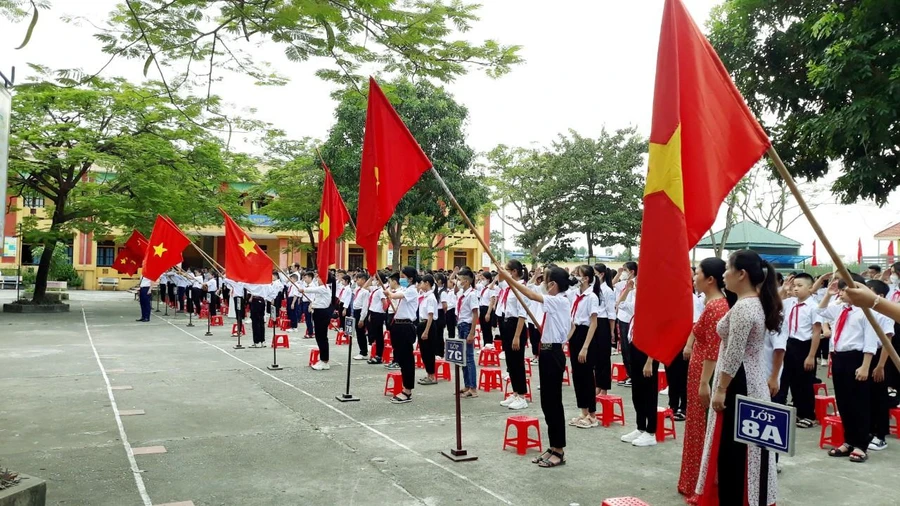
[336,316,360,402]
[204,293,213,336]
[233,295,245,350]
[441,338,476,462]
[268,305,281,370]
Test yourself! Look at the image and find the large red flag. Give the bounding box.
[220,209,272,285]
[811,240,818,267]
[142,215,191,281]
[113,229,149,276]
[355,77,433,274]
[632,0,771,364]
[888,241,895,261]
[318,162,350,284]
[124,229,149,262]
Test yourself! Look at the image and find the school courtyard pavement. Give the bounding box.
[1,290,898,506]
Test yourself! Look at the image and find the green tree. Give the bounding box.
[552,128,646,262]
[321,78,488,270]
[7,69,248,302]
[96,0,521,94]
[708,0,900,205]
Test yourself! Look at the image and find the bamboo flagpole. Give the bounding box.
[427,167,543,331]
[767,147,900,370]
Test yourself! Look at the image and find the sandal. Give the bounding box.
[796,418,815,429]
[418,377,438,385]
[828,445,853,457]
[849,451,868,463]
[537,450,566,468]
[462,391,479,398]
[569,415,585,426]
[390,392,412,404]
[531,450,552,464]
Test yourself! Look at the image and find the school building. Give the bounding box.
[1,186,491,291]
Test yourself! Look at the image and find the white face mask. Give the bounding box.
[891,274,899,285]
[620,272,630,282]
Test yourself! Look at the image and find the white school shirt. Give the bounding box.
[140,276,151,288]
[764,329,787,384]
[367,286,386,314]
[599,282,617,320]
[173,274,188,288]
[504,286,527,320]
[692,293,706,323]
[614,280,635,322]
[304,284,332,310]
[337,284,352,307]
[206,277,218,293]
[418,291,438,321]
[618,286,636,321]
[541,293,571,344]
[352,286,366,310]
[781,296,822,342]
[816,304,883,354]
[159,273,168,285]
[443,289,457,313]
[496,283,509,317]
[570,289,601,326]
[478,285,497,307]
[393,286,419,320]
[889,284,900,303]
[190,274,202,289]
[527,283,545,325]
[456,287,479,324]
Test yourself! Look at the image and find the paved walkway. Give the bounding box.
[1,291,898,505]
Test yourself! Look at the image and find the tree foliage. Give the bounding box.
[7,69,248,301]
[95,0,522,96]
[708,0,900,205]
[321,78,488,270]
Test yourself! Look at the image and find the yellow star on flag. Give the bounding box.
[374,166,380,192]
[153,243,167,257]
[238,236,258,257]
[645,125,684,213]
[120,258,127,265]
[320,211,331,241]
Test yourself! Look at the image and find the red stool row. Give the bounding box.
[502,416,542,455]
[656,407,677,443]
[596,394,625,427]
[820,415,844,448]
[504,377,533,402]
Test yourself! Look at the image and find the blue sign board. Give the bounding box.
[444,338,467,366]
[733,395,796,456]
[344,316,356,338]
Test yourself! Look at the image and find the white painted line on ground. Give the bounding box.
[158,315,512,505]
[82,306,153,506]
[132,446,167,455]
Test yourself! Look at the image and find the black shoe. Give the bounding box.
[673,410,686,422]
[136,318,147,322]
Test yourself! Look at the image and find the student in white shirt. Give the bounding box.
[206,272,220,317]
[614,261,639,385]
[593,264,617,396]
[444,277,458,340]
[774,273,822,428]
[416,275,440,386]
[296,271,336,370]
[383,267,420,403]
[497,265,573,468]
[618,279,661,448]
[816,275,882,462]
[567,265,602,428]
[477,272,498,348]
[159,271,169,308]
[455,268,480,397]
[500,260,530,411]
[365,275,388,365]
[137,276,152,322]
[526,270,545,363]
[863,280,895,451]
[337,274,352,331]
[433,273,449,357]
[351,273,370,360]
[190,269,203,317]
[247,279,274,347]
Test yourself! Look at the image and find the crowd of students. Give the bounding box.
[143,254,900,503]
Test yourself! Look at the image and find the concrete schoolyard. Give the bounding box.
[1,290,898,506]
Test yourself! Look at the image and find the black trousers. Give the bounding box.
[177,286,186,311]
[434,310,446,358]
[832,350,871,451]
[774,338,816,420]
[479,306,493,345]
[886,324,900,392]
[368,312,386,360]
[274,291,285,316]
[870,348,890,440]
[667,352,689,413]
[570,325,598,412]
[502,317,528,395]
[392,321,417,390]
[594,318,613,391]
[445,310,456,340]
[185,287,194,313]
[629,343,659,433]
[191,287,202,315]
[160,284,167,303]
[618,320,632,379]
[313,308,331,362]
[233,296,246,322]
[539,345,567,448]
[353,308,367,355]
[418,321,437,375]
[528,324,541,356]
[250,297,265,344]
[209,292,219,316]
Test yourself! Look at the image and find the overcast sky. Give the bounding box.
[2,0,899,264]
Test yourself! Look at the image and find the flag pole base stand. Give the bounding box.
[233,344,244,350]
[204,331,213,336]
[267,364,282,371]
[335,394,360,403]
[186,323,195,327]
[441,449,477,462]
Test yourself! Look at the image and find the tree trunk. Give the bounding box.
[387,221,403,271]
[586,231,594,264]
[305,227,317,268]
[32,241,56,303]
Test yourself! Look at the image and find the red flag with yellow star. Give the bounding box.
[631,0,770,364]
[318,162,350,284]
[356,77,433,275]
[113,229,149,276]
[142,215,192,281]
[220,209,272,285]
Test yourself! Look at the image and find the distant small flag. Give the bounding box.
[811,240,818,267]
[857,238,863,265]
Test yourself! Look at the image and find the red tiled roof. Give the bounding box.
[874,222,900,239]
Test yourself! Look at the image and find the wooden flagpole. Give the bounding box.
[767,147,900,370]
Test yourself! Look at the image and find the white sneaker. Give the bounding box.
[502,372,510,381]
[508,397,528,410]
[500,395,516,407]
[632,432,658,447]
[499,352,506,360]
[353,354,367,360]
[660,387,669,396]
[869,438,888,451]
[621,429,643,443]
[311,361,331,371]
[484,343,495,350]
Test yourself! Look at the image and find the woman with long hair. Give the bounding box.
[593,263,616,396]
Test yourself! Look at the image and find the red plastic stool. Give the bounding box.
[502,415,542,455]
[813,383,828,396]
[562,365,570,386]
[658,369,668,392]
[335,330,350,346]
[596,394,626,427]
[478,348,501,367]
[479,367,503,392]
[414,350,424,369]
[370,343,377,359]
[308,348,320,367]
[434,358,451,381]
[504,377,533,401]
[384,371,403,396]
[278,307,287,319]
[611,363,628,382]
[602,498,650,506]
[231,323,246,336]
[494,339,503,353]
[889,407,900,439]
[281,300,287,308]
[199,309,209,319]
[272,333,289,349]
[656,407,677,442]
[210,315,224,326]
[815,395,837,425]
[383,330,391,345]
[300,313,306,324]
[382,345,393,363]
[819,415,844,448]
[279,319,291,331]
[267,318,276,328]
[524,358,532,376]
[329,318,340,331]
[473,335,482,349]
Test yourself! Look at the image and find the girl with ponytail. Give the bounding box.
[568,265,603,428]
[593,263,617,395]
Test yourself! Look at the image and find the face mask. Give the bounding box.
[892,274,899,285]
[621,272,630,282]
[399,278,409,288]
